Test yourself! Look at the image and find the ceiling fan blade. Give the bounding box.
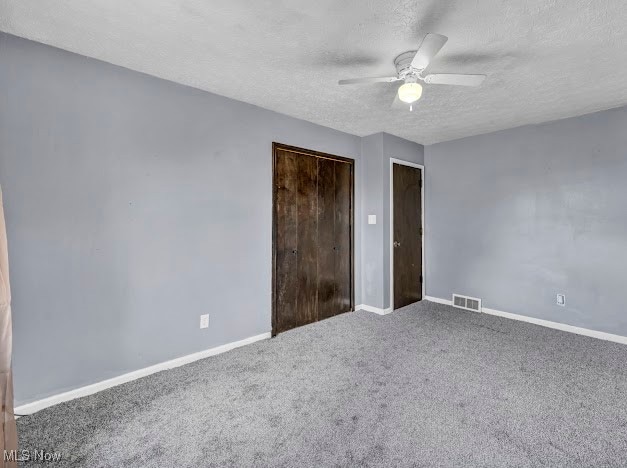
[423,73,486,86]
[338,76,399,85]
[411,33,448,70]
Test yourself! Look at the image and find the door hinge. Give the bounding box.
[419,227,423,236]
[419,275,423,283]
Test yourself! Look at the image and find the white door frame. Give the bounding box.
[389,158,425,310]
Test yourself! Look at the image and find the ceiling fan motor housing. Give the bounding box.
[394,51,422,79]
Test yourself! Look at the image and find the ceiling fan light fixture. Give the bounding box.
[338,34,485,110]
[398,82,423,103]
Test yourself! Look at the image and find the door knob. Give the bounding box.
[393,241,400,247]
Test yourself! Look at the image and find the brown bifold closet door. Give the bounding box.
[273,143,354,335]
[274,148,318,333]
[317,158,352,321]
[393,163,423,310]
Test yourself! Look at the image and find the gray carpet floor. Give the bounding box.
[17,301,627,467]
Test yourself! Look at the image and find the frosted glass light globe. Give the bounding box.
[398,82,423,103]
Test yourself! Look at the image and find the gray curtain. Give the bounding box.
[0,186,17,468]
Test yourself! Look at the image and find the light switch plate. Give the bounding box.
[368,215,377,225]
[556,294,566,306]
[200,314,209,328]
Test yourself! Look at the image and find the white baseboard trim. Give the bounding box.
[424,296,452,306]
[425,296,627,346]
[15,332,271,416]
[355,304,393,315]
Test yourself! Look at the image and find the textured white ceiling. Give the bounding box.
[2,0,626,144]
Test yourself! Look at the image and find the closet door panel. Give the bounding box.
[294,153,319,327]
[274,150,300,333]
[317,158,337,321]
[334,161,352,314]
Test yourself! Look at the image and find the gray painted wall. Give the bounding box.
[360,134,385,308]
[425,106,627,336]
[360,133,424,309]
[0,33,368,405]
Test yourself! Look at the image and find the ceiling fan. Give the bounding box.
[338,34,486,111]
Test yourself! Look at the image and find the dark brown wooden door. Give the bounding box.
[393,163,423,309]
[317,158,352,321]
[334,161,352,314]
[274,149,318,332]
[273,144,353,335]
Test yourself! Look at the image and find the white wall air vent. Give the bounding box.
[452,294,482,312]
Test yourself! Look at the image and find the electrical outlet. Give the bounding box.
[556,294,566,307]
[200,314,209,329]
